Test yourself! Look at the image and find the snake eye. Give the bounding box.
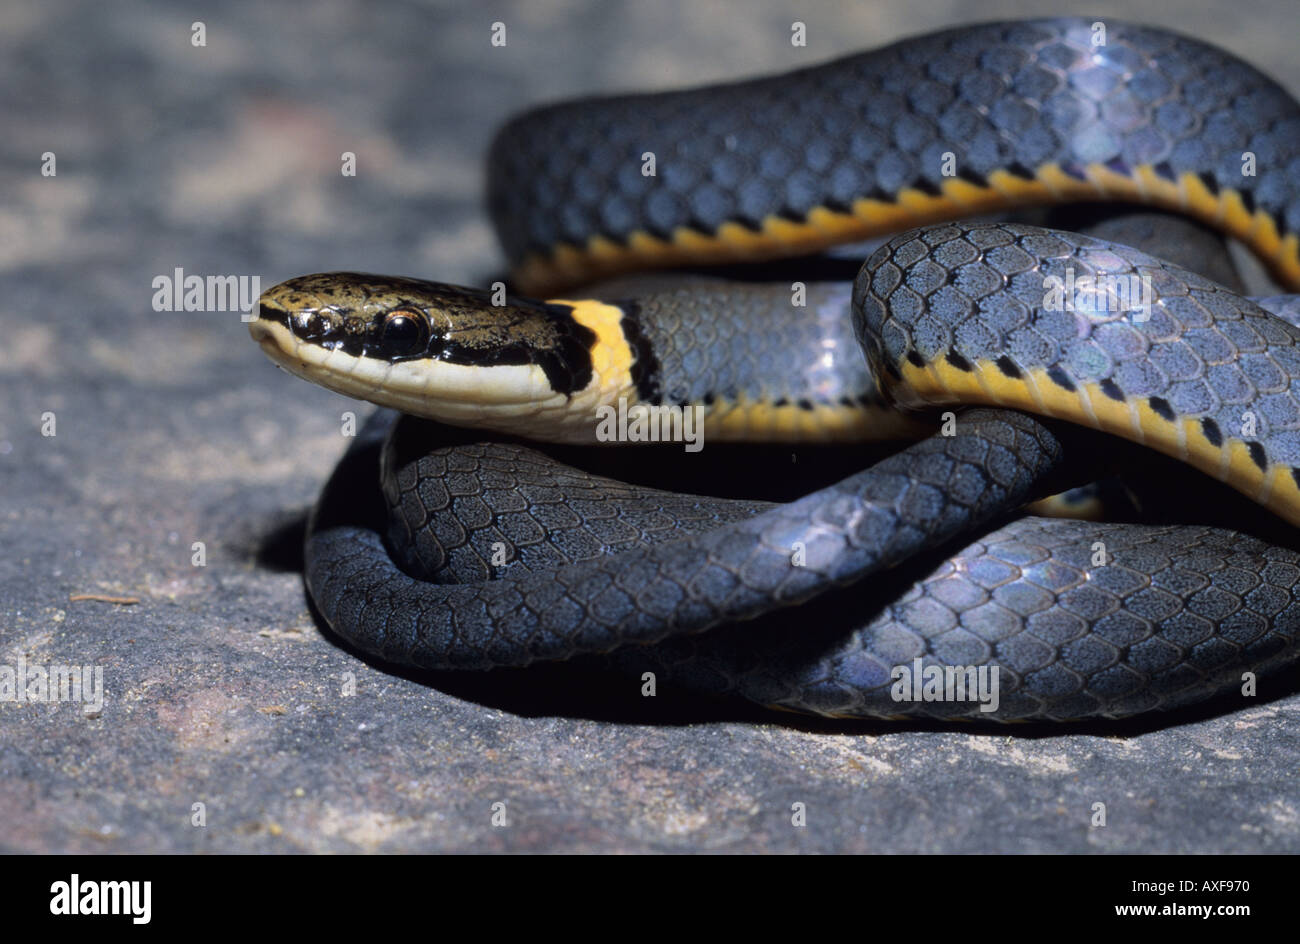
[380,309,427,357]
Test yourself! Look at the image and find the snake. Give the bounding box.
[250,17,1300,721]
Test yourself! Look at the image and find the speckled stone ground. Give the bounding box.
[2,0,1298,853]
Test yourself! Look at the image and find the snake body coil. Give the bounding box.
[252,18,1300,720]
[488,18,1300,295]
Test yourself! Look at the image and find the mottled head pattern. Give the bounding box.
[254,273,596,392]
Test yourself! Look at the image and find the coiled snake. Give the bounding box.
[251,18,1300,720]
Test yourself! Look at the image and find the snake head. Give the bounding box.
[250,273,607,439]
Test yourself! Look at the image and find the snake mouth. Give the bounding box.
[247,317,279,361]
[247,313,298,372]
[247,318,271,343]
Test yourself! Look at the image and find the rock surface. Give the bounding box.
[2,0,1298,852]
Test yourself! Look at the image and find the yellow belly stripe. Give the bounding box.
[702,396,929,443]
[512,163,1300,297]
[891,357,1300,527]
[1025,492,1108,520]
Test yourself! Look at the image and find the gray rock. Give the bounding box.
[2,0,1297,853]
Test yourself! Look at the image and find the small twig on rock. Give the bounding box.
[69,593,141,605]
